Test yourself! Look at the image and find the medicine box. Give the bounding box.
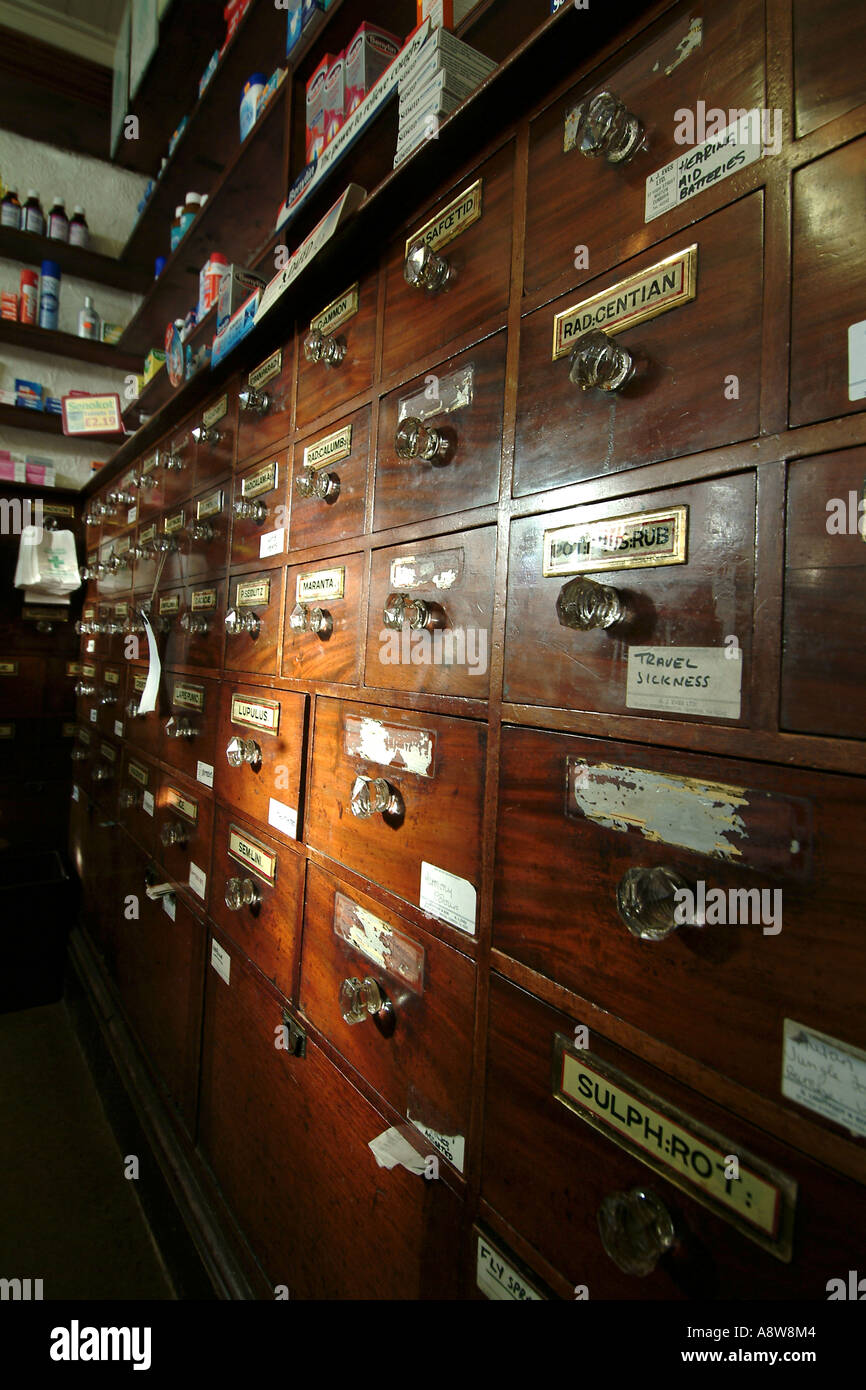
[345,23,401,117]
[306,53,334,163]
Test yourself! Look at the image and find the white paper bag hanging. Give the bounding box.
[14,526,81,594]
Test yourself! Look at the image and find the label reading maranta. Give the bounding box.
[405,178,483,258]
[476,1235,545,1302]
[228,825,276,885]
[310,283,359,337]
[554,1041,795,1260]
[296,567,345,602]
[543,506,688,576]
[231,695,280,735]
[782,1021,866,1138]
[419,862,476,936]
[552,246,698,360]
[626,646,742,720]
[303,424,352,471]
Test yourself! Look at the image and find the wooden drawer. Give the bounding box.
[295,270,377,431]
[793,0,866,137]
[365,527,496,699]
[224,569,284,677]
[505,474,756,722]
[300,862,476,1171]
[181,580,226,671]
[160,672,218,788]
[230,455,288,571]
[289,406,370,550]
[155,771,214,913]
[374,332,506,533]
[161,416,197,508]
[0,655,43,715]
[524,0,766,295]
[282,552,365,686]
[494,726,866,1122]
[43,655,78,717]
[198,931,463,1299]
[213,682,307,845]
[75,659,99,728]
[132,519,160,593]
[154,585,185,670]
[97,534,133,597]
[209,806,303,999]
[791,138,866,428]
[381,144,514,376]
[186,481,230,582]
[124,665,163,760]
[91,735,119,814]
[782,447,866,737]
[155,503,191,588]
[484,975,866,1298]
[193,388,236,488]
[118,751,157,855]
[236,344,294,465]
[96,661,125,738]
[131,445,166,523]
[307,698,485,938]
[514,194,764,497]
[70,723,96,793]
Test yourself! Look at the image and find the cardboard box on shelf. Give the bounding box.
[345,22,401,118]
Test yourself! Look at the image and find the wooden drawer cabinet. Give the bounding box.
[791,137,866,428]
[160,673,219,787]
[213,682,307,844]
[230,454,288,571]
[381,143,514,376]
[307,698,485,939]
[235,344,294,465]
[782,448,866,738]
[209,810,304,1002]
[514,194,764,496]
[300,862,476,1170]
[374,332,506,532]
[484,976,866,1298]
[494,725,866,1121]
[224,569,284,677]
[198,931,463,1299]
[505,474,756,722]
[283,552,365,686]
[524,0,766,295]
[365,526,496,699]
[155,771,214,913]
[295,270,377,431]
[289,406,370,550]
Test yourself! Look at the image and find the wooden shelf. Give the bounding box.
[0,227,150,295]
[117,85,289,358]
[112,0,229,176]
[120,0,295,274]
[0,404,123,443]
[0,320,141,372]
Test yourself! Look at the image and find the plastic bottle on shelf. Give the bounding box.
[199,251,228,317]
[68,206,89,248]
[240,72,265,140]
[154,255,167,278]
[78,295,101,340]
[179,192,202,239]
[48,197,69,241]
[38,260,61,329]
[23,191,45,235]
[19,269,38,325]
[1,188,21,228]
[170,206,184,252]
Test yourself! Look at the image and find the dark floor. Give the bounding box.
[0,1001,174,1300]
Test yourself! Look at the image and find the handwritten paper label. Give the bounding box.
[848,321,866,401]
[782,1020,866,1138]
[196,761,214,788]
[260,528,285,559]
[408,1115,465,1172]
[142,790,155,817]
[626,646,742,720]
[419,862,476,935]
[268,798,297,839]
[645,114,762,222]
[476,1235,545,1302]
[210,939,231,984]
[189,862,207,900]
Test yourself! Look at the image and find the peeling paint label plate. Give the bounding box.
[334,891,424,991]
[388,549,463,591]
[782,1020,866,1138]
[626,646,743,720]
[552,247,697,360]
[565,758,812,876]
[553,1041,795,1260]
[544,507,688,575]
[344,715,435,776]
[398,364,474,423]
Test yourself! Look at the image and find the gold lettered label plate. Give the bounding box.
[0,662,18,676]
[165,786,198,822]
[296,567,345,603]
[42,502,75,518]
[311,283,359,337]
[139,524,156,544]
[552,1040,796,1261]
[303,423,353,471]
[0,723,13,738]
[160,595,180,615]
[164,509,185,534]
[543,506,688,576]
[191,589,217,612]
[249,350,282,391]
[242,462,278,498]
[405,178,483,259]
[228,824,277,885]
[128,762,149,787]
[202,395,228,428]
[103,669,121,685]
[141,451,158,474]
[172,683,204,711]
[230,694,281,735]
[552,245,698,360]
[133,674,148,693]
[197,489,224,520]
[236,578,270,608]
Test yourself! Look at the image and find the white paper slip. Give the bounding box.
[476,1235,545,1302]
[71,784,79,802]
[138,613,162,713]
[196,761,214,788]
[268,798,298,838]
[782,1020,866,1138]
[210,939,231,985]
[142,790,155,817]
[127,506,137,524]
[626,646,742,720]
[162,894,176,921]
[368,1127,426,1176]
[419,862,476,935]
[259,527,285,559]
[848,320,866,401]
[189,863,207,900]
[89,708,97,723]
[408,1115,465,1173]
[114,720,124,738]
[645,113,763,222]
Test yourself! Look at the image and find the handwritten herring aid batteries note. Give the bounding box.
[419,862,476,935]
[626,646,742,720]
[782,1021,866,1138]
